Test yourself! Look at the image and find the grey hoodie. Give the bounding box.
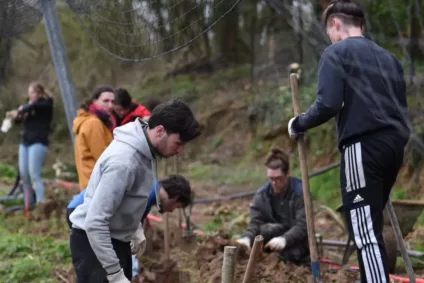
[69,118,157,275]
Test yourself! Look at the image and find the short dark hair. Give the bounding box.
[159,174,192,207]
[323,0,365,28]
[114,88,132,109]
[148,98,201,143]
[81,85,115,110]
[265,147,290,174]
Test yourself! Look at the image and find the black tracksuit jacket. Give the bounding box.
[294,37,410,150]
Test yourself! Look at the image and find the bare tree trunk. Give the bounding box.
[0,38,13,85]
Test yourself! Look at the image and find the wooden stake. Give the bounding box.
[164,160,170,260]
[290,73,320,282]
[173,156,183,237]
[242,235,263,283]
[222,246,238,283]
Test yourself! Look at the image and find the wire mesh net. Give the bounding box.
[0,0,43,38]
[65,0,242,62]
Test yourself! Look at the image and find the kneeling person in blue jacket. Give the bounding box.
[236,148,310,265]
[67,175,191,230]
[67,174,192,282]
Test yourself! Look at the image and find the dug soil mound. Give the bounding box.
[137,226,359,283]
[194,234,359,283]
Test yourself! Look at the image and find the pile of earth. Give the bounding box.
[192,234,359,283]
[136,227,359,283]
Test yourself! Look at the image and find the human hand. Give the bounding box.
[264,236,286,251]
[235,237,251,249]
[288,117,304,139]
[130,223,146,257]
[6,110,18,119]
[106,269,130,283]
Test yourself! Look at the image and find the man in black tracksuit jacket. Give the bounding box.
[288,1,410,282]
[241,177,309,264]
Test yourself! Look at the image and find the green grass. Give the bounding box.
[184,159,342,209]
[0,163,17,183]
[0,215,71,282]
[293,167,341,210]
[184,162,266,188]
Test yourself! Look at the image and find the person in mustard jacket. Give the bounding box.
[73,86,116,191]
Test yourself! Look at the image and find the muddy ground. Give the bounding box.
[135,227,360,283]
[131,193,424,283]
[2,181,423,283]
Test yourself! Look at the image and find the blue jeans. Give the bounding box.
[19,143,48,204]
[132,255,139,279]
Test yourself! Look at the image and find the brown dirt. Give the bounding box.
[135,225,360,283]
[3,180,421,283]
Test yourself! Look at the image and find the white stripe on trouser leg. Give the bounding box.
[351,206,386,283]
[344,143,367,192]
[349,146,359,190]
[354,142,366,189]
[344,148,352,192]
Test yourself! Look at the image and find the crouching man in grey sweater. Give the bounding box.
[69,98,201,283]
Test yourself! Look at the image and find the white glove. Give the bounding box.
[264,236,286,251]
[130,223,146,257]
[106,269,130,283]
[235,237,251,249]
[288,116,304,139]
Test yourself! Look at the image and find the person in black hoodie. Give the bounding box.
[287,1,410,281]
[13,82,53,205]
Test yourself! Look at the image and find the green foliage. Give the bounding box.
[185,162,265,187]
[132,64,251,104]
[0,258,53,283]
[201,209,247,237]
[0,163,17,182]
[391,187,406,200]
[0,221,71,282]
[295,168,341,210]
[415,211,424,227]
[201,215,224,234]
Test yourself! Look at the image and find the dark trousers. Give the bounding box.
[70,228,132,283]
[340,136,404,283]
[280,241,310,265]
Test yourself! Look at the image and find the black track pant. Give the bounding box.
[340,135,404,283]
[70,228,132,283]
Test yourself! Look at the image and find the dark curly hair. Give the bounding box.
[264,147,290,174]
[159,174,192,207]
[148,98,201,143]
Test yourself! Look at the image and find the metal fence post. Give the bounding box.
[42,0,78,145]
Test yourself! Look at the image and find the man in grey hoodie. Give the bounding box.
[69,98,201,283]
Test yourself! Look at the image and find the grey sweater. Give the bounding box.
[70,118,157,275]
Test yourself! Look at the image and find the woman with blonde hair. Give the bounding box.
[13,82,54,205]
